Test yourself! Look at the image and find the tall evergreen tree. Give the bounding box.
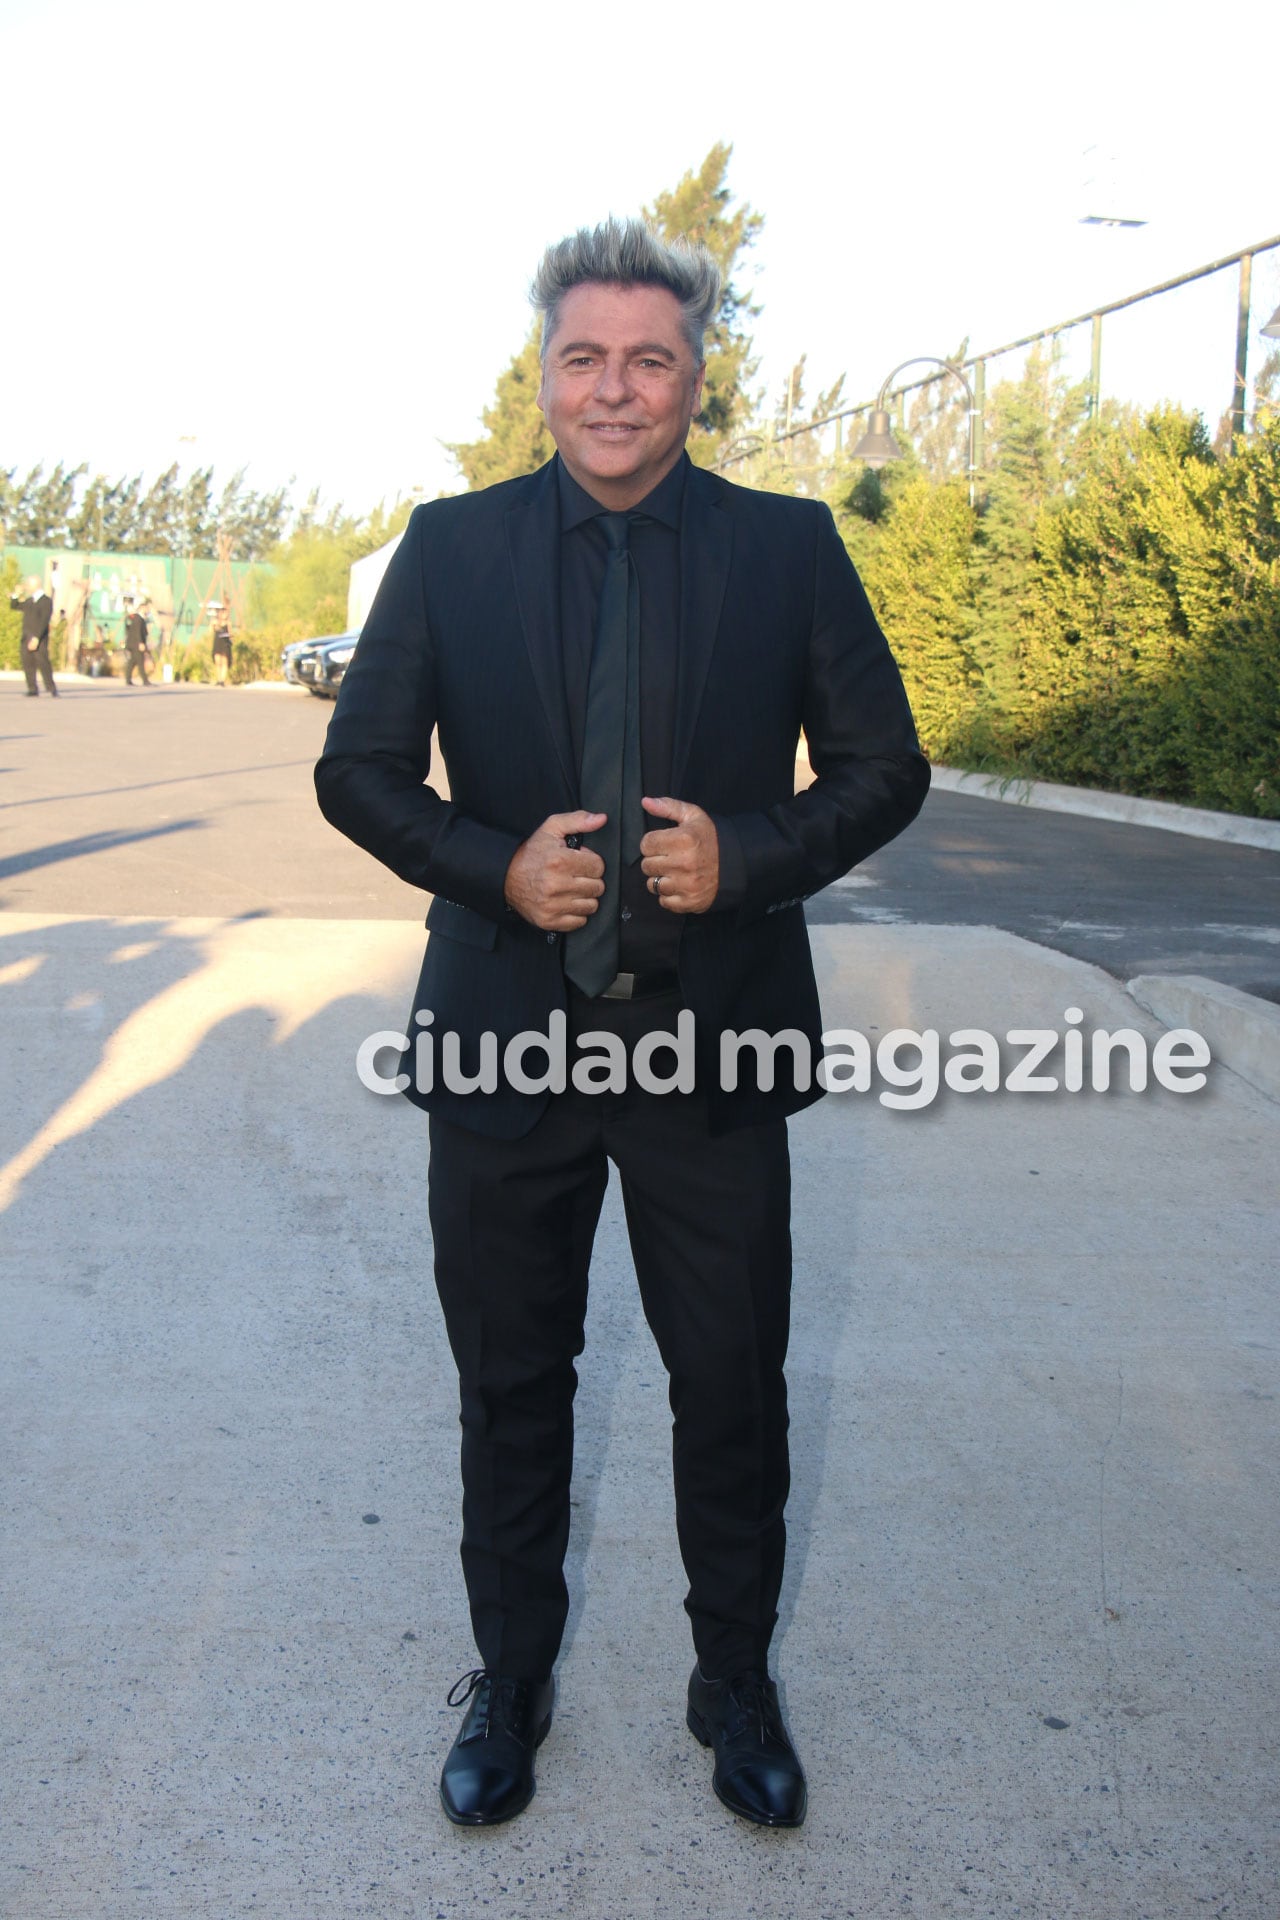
[856,473,979,758]
[177,468,216,555]
[2,456,291,558]
[134,464,184,553]
[69,474,143,551]
[643,141,762,463]
[901,344,973,485]
[252,497,414,638]
[211,468,291,561]
[0,461,87,546]
[449,329,554,492]
[1016,404,1277,807]
[724,358,847,498]
[968,343,1092,729]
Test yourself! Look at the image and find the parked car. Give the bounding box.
[282,631,359,697]
[315,633,359,698]
[282,637,325,689]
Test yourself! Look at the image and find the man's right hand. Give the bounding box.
[504,810,607,931]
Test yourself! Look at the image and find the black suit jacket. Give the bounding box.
[11,593,52,645]
[315,456,929,1136]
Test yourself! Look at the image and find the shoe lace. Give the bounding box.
[725,1672,784,1745]
[445,1668,527,1735]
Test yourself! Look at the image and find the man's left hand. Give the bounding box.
[640,796,719,915]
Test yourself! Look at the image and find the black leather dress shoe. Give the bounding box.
[687,1666,807,1827]
[439,1669,555,1826]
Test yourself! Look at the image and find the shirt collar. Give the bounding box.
[556,450,687,533]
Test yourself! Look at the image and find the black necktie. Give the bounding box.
[564,513,643,996]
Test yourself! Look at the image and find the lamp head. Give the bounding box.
[851,408,905,469]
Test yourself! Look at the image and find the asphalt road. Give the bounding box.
[813,791,1280,1004]
[5,677,1279,1000]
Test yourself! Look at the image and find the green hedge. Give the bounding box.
[834,391,1280,819]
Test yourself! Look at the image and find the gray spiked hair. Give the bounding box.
[531,217,721,368]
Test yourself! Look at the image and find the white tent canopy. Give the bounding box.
[347,532,405,634]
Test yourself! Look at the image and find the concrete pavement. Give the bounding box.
[2,908,1276,1919]
[1128,972,1280,1104]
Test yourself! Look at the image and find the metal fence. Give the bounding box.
[717,231,1280,485]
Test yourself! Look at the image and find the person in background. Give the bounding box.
[212,615,233,687]
[10,575,57,698]
[123,600,152,687]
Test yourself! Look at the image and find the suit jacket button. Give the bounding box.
[546,933,556,944]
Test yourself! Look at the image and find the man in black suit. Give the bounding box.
[315,219,929,1830]
[123,602,151,686]
[10,576,57,697]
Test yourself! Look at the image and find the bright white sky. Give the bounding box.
[3,0,1277,519]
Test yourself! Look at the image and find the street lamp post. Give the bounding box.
[851,357,979,506]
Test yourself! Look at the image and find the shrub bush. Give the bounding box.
[838,396,1280,818]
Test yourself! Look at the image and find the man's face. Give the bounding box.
[537,281,705,510]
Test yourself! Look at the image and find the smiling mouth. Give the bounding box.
[585,422,642,432]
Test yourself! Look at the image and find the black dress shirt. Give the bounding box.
[557,454,686,973]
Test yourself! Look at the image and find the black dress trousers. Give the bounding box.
[426,986,793,1683]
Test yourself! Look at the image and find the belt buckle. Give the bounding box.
[600,972,635,1001]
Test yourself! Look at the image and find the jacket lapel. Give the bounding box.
[504,460,577,799]
[672,466,733,796]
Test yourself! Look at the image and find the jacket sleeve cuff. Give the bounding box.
[708,812,747,912]
[427,817,525,925]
